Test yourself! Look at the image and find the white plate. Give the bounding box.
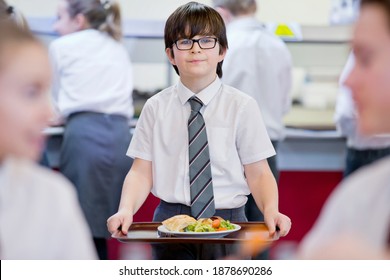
[157,224,241,238]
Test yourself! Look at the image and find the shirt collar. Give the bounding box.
[177,77,222,106]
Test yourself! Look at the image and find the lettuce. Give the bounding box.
[184,221,215,232]
[184,219,236,232]
[220,220,235,230]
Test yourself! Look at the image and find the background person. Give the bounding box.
[50,0,134,259]
[0,21,96,260]
[298,0,390,259]
[334,52,390,177]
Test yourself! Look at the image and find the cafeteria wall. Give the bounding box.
[7,0,331,25]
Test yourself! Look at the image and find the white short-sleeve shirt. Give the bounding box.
[0,158,97,259]
[298,156,390,258]
[222,18,292,141]
[127,78,275,209]
[49,29,134,119]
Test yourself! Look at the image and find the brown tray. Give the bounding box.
[111,222,279,244]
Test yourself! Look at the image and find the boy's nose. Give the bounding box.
[191,41,202,53]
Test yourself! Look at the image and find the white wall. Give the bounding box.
[6,0,57,17]
[117,0,331,25]
[8,0,331,25]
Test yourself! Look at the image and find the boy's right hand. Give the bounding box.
[107,210,133,235]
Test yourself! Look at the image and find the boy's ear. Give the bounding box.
[218,47,227,62]
[165,48,176,65]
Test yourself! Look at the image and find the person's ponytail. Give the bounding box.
[98,1,122,41]
[66,0,122,41]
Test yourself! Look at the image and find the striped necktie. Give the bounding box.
[188,96,215,219]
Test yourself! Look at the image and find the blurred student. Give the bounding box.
[213,0,292,258]
[108,1,291,260]
[1,0,52,167]
[335,53,390,177]
[298,0,390,259]
[50,0,134,259]
[0,21,96,260]
[0,0,28,29]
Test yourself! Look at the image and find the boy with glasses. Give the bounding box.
[108,1,291,260]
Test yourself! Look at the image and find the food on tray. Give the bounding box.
[162,215,236,232]
[162,215,197,231]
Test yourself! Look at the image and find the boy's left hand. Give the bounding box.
[264,211,291,237]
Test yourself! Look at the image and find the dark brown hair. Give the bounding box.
[164,1,228,78]
[66,0,122,41]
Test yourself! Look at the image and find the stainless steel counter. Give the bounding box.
[278,128,345,171]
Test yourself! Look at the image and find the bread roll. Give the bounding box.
[162,215,197,232]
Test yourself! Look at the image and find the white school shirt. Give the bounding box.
[49,29,134,119]
[222,17,293,141]
[298,156,390,258]
[335,53,390,149]
[127,77,275,209]
[0,158,97,259]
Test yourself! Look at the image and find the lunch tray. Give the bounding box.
[111,222,279,244]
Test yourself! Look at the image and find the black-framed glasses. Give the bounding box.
[174,37,218,50]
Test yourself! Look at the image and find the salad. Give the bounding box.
[184,217,236,232]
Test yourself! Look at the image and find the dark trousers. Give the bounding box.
[152,200,247,260]
[344,147,390,178]
[245,141,279,260]
[60,112,133,259]
[93,238,108,260]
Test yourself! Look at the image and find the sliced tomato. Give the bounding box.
[212,219,221,228]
